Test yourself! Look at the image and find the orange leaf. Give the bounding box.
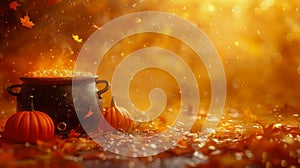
[20,15,35,28]
[47,0,62,5]
[68,129,80,138]
[92,23,100,29]
[9,1,21,11]
[72,34,83,43]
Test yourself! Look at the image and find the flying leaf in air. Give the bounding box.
[72,34,83,43]
[10,1,21,11]
[20,15,35,28]
[92,23,100,29]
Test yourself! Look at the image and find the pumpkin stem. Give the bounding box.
[111,96,116,107]
[29,95,35,111]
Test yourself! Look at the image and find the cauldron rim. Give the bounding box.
[19,76,98,84]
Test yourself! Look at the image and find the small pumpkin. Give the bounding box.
[100,97,133,132]
[4,96,55,143]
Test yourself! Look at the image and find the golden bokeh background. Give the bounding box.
[1,0,300,129]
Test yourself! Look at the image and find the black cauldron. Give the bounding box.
[7,76,109,136]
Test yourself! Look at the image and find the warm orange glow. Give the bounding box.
[1,0,300,130]
[24,69,92,78]
[0,1,300,167]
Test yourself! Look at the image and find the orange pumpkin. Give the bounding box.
[4,96,54,143]
[100,97,133,132]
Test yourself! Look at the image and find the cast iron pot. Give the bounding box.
[7,76,109,136]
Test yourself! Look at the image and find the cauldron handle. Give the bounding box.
[7,84,22,96]
[96,80,109,99]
